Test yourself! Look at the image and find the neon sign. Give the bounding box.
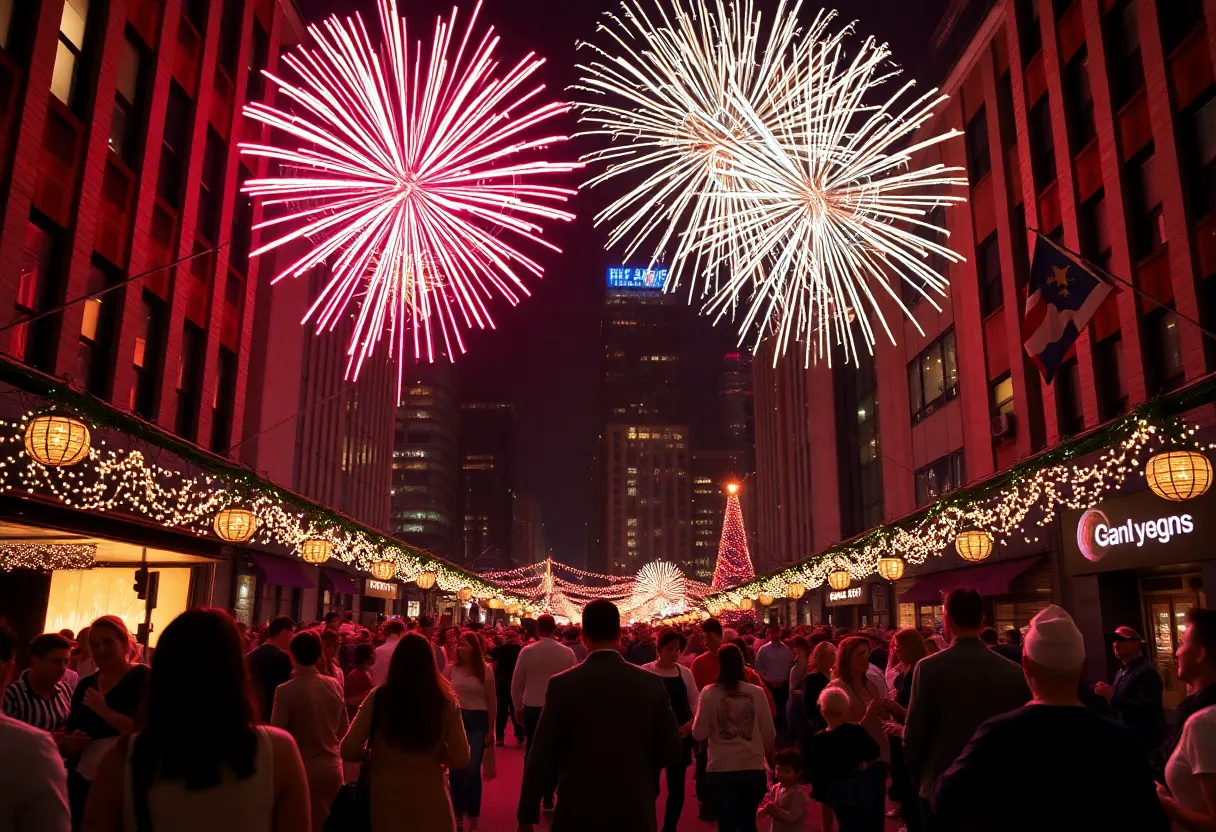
[607,266,670,290]
[1077,508,1195,563]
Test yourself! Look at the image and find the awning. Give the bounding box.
[899,557,1042,605]
[251,553,315,589]
[322,567,360,596]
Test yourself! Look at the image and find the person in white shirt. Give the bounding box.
[1160,608,1216,831]
[692,643,776,830]
[511,614,575,814]
[372,620,405,686]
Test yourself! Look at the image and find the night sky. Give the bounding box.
[298,0,952,564]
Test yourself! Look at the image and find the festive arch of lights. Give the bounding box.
[241,0,580,398]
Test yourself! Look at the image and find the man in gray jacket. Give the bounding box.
[903,587,1030,829]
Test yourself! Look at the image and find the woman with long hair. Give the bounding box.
[82,608,310,832]
[444,633,495,832]
[802,641,837,735]
[341,632,470,832]
[827,636,891,771]
[64,616,149,829]
[692,644,775,832]
[882,628,929,831]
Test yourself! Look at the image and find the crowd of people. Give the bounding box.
[0,586,1214,831]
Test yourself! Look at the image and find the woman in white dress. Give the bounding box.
[82,608,310,832]
[1159,609,1216,831]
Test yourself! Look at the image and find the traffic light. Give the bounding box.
[134,568,149,599]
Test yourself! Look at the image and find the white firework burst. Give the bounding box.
[577,0,968,366]
[628,560,691,620]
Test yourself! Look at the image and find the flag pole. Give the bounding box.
[1027,228,1216,345]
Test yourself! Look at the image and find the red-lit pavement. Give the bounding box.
[471,740,902,831]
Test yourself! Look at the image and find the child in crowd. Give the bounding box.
[758,747,809,831]
[808,687,883,832]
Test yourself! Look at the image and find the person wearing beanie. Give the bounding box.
[933,605,1168,831]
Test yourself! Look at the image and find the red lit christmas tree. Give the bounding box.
[711,484,755,625]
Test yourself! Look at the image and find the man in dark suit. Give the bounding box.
[903,588,1030,830]
[517,599,683,832]
[1094,625,1166,754]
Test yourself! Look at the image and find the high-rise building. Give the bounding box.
[690,450,744,583]
[458,401,515,570]
[602,424,691,576]
[719,351,754,450]
[602,267,685,423]
[393,364,459,557]
[513,494,546,566]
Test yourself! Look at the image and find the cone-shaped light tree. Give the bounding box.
[711,482,755,590]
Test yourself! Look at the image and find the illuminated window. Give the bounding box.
[52,0,91,108]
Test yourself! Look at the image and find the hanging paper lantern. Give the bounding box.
[414,569,437,590]
[457,587,473,602]
[214,508,257,543]
[955,530,993,562]
[486,598,505,610]
[876,556,905,581]
[786,582,806,600]
[1146,450,1213,501]
[24,413,91,467]
[506,603,520,615]
[738,597,754,610]
[370,560,396,581]
[828,570,851,591]
[300,539,333,564]
[757,593,775,606]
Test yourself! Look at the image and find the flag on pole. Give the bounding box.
[1022,233,1114,383]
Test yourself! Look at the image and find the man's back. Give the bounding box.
[271,672,346,759]
[519,651,682,832]
[0,713,71,832]
[903,637,1030,797]
[247,644,292,722]
[933,705,1168,831]
[371,636,400,686]
[512,638,576,708]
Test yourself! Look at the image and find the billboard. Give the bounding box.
[606,266,670,290]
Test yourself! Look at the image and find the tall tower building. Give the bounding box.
[690,450,744,584]
[458,401,515,570]
[719,351,754,451]
[392,364,459,557]
[594,266,692,575]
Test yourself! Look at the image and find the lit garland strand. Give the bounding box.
[0,414,533,612]
[0,542,96,572]
[707,417,1211,608]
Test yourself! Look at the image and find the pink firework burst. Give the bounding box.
[240,0,579,395]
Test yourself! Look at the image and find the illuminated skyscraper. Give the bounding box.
[392,364,459,557]
[458,401,515,570]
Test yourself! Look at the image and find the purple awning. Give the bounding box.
[251,553,315,589]
[899,557,1042,605]
[322,567,360,596]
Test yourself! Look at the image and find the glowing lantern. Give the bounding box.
[738,597,754,610]
[757,593,775,606]
[786,582,806,600]
[955,530,993,562]
[458,587,473,602]
[370,560,396,581]
[726,482,740,496]
[300,539,333,565]
[877,556,905,582]
[1146,450,1212,501]
[506,603,520,615]
[214,508,257,543]
[486,598,505,610]
[415,570,437,590]
[24,413,90,467]
[707,601,723,616]
[828,570,851,591]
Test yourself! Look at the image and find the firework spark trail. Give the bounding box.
[240,0,580,398]
[577,0,968,366]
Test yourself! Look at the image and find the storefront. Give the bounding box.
[824,580,892,629]
[319,567,360,620]
[1062,485,1216,706]
[362,577,401,624]
[895,554,1055,635]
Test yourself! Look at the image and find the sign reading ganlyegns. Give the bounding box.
[1062,486,1216,575]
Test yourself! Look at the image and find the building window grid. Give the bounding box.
[908,329,959,424]
[914,451,965,508]
[977,232,1003,316]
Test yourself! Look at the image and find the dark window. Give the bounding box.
[1056,357,1085,436]
[1064,48,1096,151]
[965,105,991,185]
[1158,0,1205,55]
[211,346,237,453]
[230,168,253,274]
[197,129,226,243]
[247,20,269,102]
[904,205,948,308]
[1127,148,1166,260]
[157,83,193,209]
[1080,190,1113,274]
[218,0,243,77]
[132,290,166,419]
[175,321,205,440]
[1181,92,1216,220]
[1053,0,1074,20]
[180,0,208,33]
[977,232,1003,316]
[908,328,959,424]
[76,260,120,397]
[109,33,148,168]
[1096,334,1128,420]
[6,221,60,371]
[1017,0,1042,61]
[51,0,92,111]
[1107,0,1145,108]
[991,373,1015,417]
[998,71,1017,150]
[836,355,883,536]
[1029,97,1056,192]
[0,0,14,50]
[1144,306,1185,392]
[915,451,965,507]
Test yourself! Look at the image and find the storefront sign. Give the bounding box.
[364,578,399,600]
[826,585,867,606]
[1063,487,1216,575]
